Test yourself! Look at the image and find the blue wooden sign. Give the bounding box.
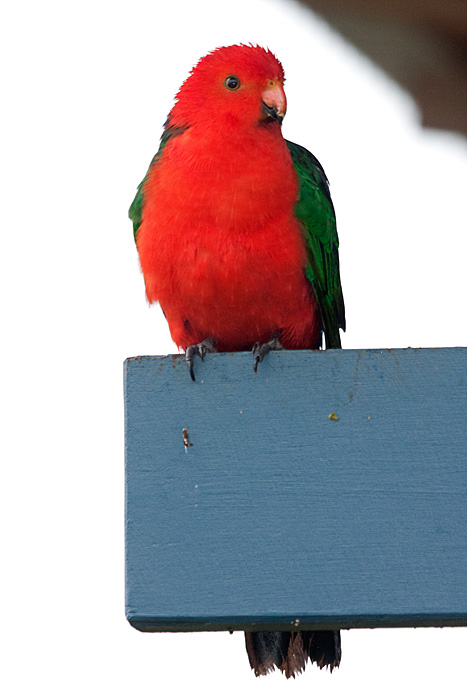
[124,348,467,632]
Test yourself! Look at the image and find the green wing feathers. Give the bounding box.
[286,140,345,349]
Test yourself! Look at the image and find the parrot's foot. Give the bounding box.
[252,334,284,373]
[186,338,216,381]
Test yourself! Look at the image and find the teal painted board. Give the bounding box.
[124,348,467,632]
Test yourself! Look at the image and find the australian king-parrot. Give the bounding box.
[129,44,345,678]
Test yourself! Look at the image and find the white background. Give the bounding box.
[2,0,466,697]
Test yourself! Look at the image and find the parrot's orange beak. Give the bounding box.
[261,81,287,125]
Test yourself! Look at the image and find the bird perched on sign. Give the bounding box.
[129,44,344,677]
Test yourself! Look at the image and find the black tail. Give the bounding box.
[245,630,341,678]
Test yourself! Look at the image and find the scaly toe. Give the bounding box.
[252,335,284,374]
[185,338,217,381]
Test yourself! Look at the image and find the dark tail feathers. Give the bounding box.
[245,630,341,678]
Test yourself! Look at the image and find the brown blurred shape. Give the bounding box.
[298,0,467,134]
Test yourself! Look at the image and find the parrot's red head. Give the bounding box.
[169,44,287,131]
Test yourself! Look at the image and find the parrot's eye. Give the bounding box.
[224,75,240,91]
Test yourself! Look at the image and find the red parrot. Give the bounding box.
[129,44,344,677]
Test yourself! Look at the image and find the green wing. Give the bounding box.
[286,140,345,349]
[129,121,187,244]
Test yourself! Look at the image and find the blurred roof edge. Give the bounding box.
[298,0,467,135]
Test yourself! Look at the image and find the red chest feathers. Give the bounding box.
[136,129,321,351]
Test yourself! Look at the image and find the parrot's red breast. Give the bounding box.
[136,45,321,352]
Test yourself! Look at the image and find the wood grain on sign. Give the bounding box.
[124,348,467,632]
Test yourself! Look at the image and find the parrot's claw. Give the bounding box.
[186,338,217,381]
[252,335,284,373]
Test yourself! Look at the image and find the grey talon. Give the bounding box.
[185,338,217,381]
[252,334,284,374]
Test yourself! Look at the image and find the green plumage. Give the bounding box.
[286,140,345,349]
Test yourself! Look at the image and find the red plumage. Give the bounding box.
[136,45,321,352]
